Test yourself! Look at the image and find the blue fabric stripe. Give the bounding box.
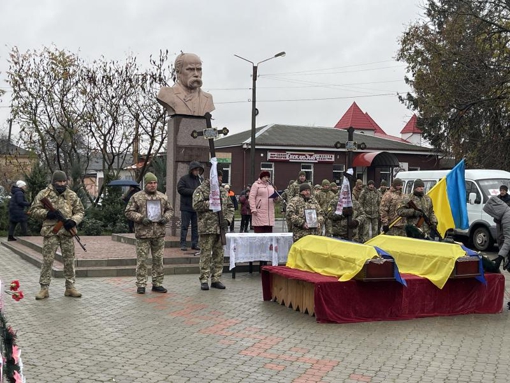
[445,159,469,230]
[373,246,407,286]
[461,245,487,285]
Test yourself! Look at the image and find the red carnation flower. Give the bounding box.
[10,280,20,291]
[12,291,24,301]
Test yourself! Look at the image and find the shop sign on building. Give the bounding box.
[267,152,335,163]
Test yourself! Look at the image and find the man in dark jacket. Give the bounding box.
[177,161,204,251]
[8,180,31,241]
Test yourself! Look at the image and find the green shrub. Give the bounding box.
[80,218,104,236]
[0,199,9,232]
[111,221,129,233]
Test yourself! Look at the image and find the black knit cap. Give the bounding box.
[52,170,67,183]
[414,179,425,189]
[392,178,403,187]
[299,183,311,192]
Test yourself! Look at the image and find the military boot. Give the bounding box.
[35,286,49,300]
[64,287,82,298]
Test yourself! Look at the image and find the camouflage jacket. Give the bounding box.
[315,190,332,212]
[125,189,174,239]
[397,193,438,233]
[352,186,364,201]
[30,185,85,237]
[286,194,324,241]
[326,198,366,241]
[287,179,311,200]
[379,187,404,228]
[358,188,381,218]
[192,180,234,235]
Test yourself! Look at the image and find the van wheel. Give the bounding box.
[471,227,493,251]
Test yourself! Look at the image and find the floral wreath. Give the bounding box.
[1,280,25,383]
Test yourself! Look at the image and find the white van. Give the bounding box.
[396,169,510,251]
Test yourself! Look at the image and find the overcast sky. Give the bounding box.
[0,0,426,139]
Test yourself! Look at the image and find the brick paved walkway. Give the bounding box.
[0,237,509,383]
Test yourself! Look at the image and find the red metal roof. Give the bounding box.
[365,112,387,135]
[400,114,422,134]
[334,102,375,130]
[352,151,400,167]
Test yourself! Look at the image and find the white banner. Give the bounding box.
[335,168,353,215]
[209,157,221,212]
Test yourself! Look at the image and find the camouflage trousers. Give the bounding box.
[135,237,165,287]
[199,234,224,283]
[386,226,406,237]
[286,218,293,233]
[325,220,332,237]
[40,235,76,288]
[364,216,379,240]
[292,228,320,243]
[357,220,366,243]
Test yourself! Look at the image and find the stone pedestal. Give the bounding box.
[166,115,210,236]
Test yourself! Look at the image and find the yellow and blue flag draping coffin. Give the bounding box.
[366,235,468,289]
[286,235,380,282]
[427,159,469,237]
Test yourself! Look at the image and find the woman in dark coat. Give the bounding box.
[8,180,31,240]
[483,195,510,270]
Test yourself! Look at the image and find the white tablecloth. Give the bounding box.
[225,233,293,270]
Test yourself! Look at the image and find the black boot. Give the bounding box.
[503,256,510,271]
[7,235,16,241]
[494,255,504,269]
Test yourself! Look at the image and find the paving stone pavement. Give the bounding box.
[1,239,510,383]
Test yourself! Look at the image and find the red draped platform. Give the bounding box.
[261,266,505,324]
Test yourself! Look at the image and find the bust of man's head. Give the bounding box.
[174,53,203,91]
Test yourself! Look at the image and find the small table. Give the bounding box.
[225,233,293,278]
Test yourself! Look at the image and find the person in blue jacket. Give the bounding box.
[8,180,31,241]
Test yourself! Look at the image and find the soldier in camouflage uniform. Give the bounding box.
[280,179,295,232]
[29,170,85,300]
[397,179,438,238]
[358,180,381,240]
[287,171,311,200]
[352,179,364,201]
[193,170,234,291]
[125,172,174,294]
[286,183,324,242]
[378,179,388,195]
[379,178,406,236]
[326,198,366,242]
[316,179,331,212]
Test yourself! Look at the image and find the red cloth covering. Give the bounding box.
[261,266,505,324]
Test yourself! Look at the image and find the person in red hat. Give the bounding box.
[248,171,277,233]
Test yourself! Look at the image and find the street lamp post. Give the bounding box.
[234,51,286,184]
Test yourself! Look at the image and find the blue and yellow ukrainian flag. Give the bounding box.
[427,159,469,237]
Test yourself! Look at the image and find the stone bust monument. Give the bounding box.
[157,53,215,116]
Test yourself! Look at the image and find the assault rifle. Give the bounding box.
[40,197,87,252]
[406,199,443,240]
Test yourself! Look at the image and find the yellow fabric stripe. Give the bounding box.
[366,235,467,288]
[286,235,380,282]
[427,177,455,237]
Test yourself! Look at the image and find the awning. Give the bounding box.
[352,151,399,167]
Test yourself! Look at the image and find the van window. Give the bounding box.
[404,180,437,194]
[465,181,481,204]
[424,180,437,193]
[477,179,510,203]
[405,181,414,194]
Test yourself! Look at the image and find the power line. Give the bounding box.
[259,60,397,76]
[215,92,402,105]
[207,79,403,91]
[262,65,405,77]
